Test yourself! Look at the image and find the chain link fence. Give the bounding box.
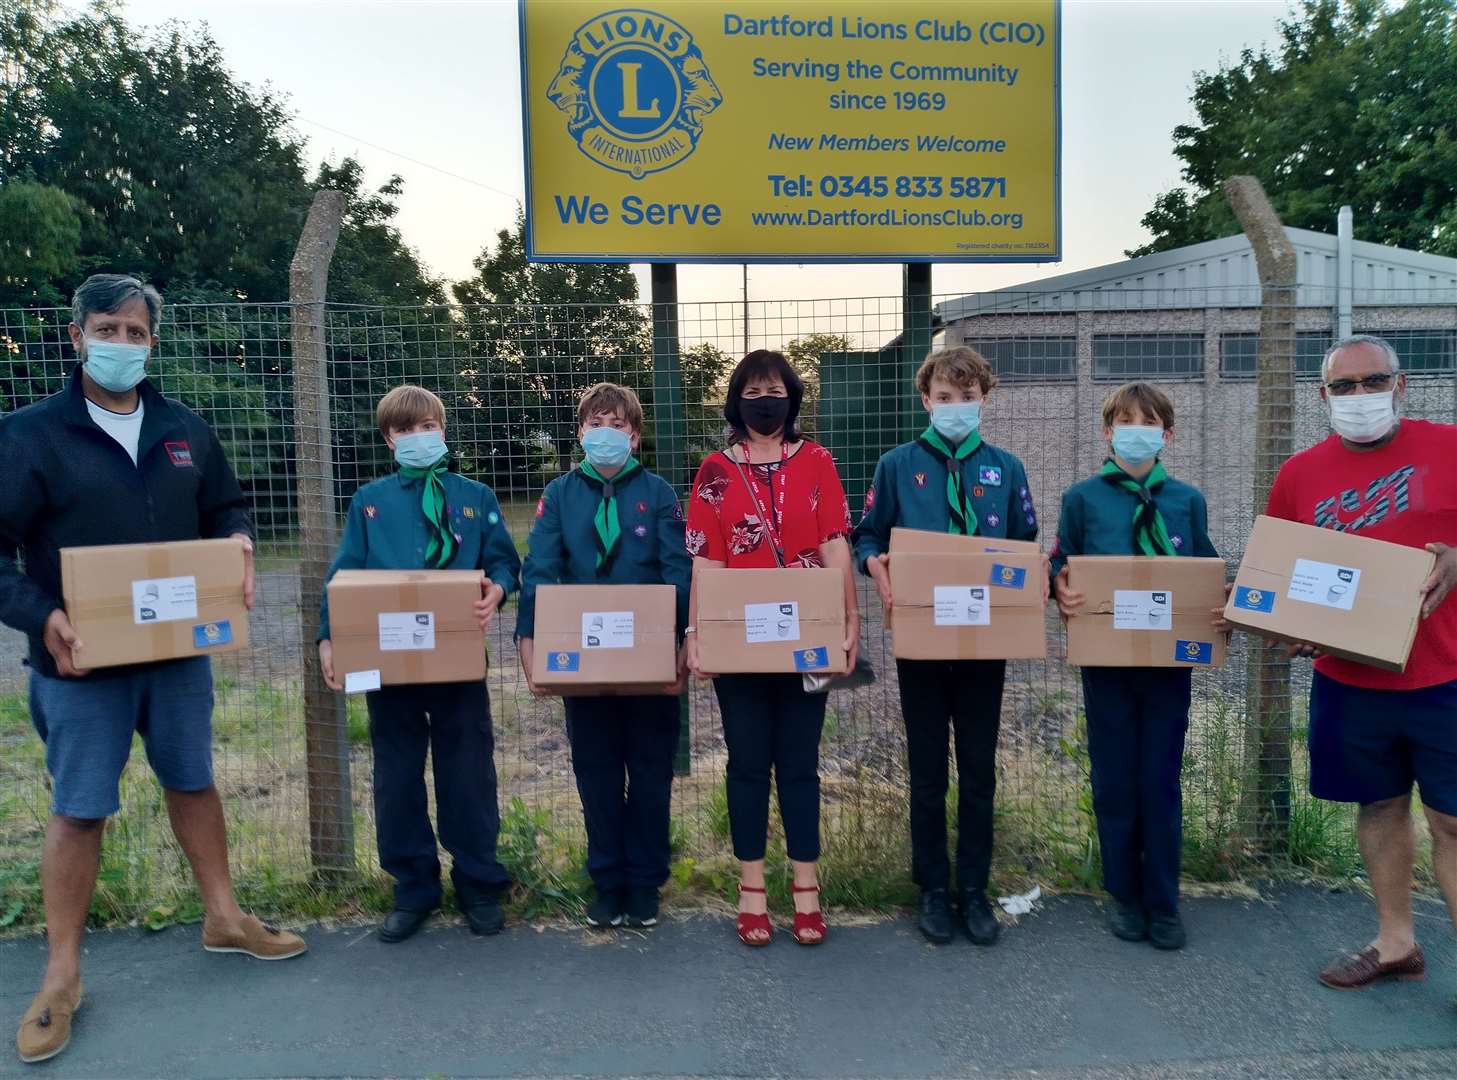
[1,286,1453,918]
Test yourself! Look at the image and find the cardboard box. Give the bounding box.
[61,538,250,669]
[327,569,486,690]
[888,527,1041,558]
[697,567,846,674]
[886,529,1046,660]
[1223,515,1436,672]
[531,584,678,696]
[1065,556,1228,668]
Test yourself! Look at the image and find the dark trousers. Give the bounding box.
[896,659,1006,893]
[366,680,510,911]
[713,673,827,862]
[1080,666,1192,915]
[564,694,682,893]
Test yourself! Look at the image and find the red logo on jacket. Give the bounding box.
[164,441,193,467]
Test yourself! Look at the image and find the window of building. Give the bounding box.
[964,336,1076,382]
[1355,328,1456,374]
[1092,334,1204,380]
[1218,331,1331,378]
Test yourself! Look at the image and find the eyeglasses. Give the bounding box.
[1324,373,1395,396]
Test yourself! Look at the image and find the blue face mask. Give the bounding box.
[929,401,982,443]
[581,426,632,468]
[1111,424,1166,465]
[394,430,448,470]
[83,339,149,393]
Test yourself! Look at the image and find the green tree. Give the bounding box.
[1129,0,1457,258]
[0,180,80,305]
[783,331,853,433]
[453,213,651,489]
[0,1,313,302]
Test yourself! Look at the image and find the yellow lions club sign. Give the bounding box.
[519,0,1062,262]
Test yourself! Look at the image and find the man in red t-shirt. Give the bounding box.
[1263,335,1457,993]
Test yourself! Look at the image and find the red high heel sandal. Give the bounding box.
[737,885,772,947]
[792,884,827,946]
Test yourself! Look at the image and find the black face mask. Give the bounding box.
[738,395,790,436]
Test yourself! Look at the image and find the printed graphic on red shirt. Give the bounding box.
[1312,464,1415,533]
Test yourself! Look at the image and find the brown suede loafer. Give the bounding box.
[1318,944,1425,990]
[16,984,83,1064]
[202,914,307,960]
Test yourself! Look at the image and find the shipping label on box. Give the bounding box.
[62,538,250,669]
[132,576,199,624]
[697,568,845,674]
[378,611,436,651]
[933,585,991,626]
[1112,590,1173,631]
[327,569,485,688]
[1223,515,1435,672]
[532,584,677,695]
[1286,559,1361,610]
[582,610,635,649]
[1066,556,1227,668]
[743,601,801,643]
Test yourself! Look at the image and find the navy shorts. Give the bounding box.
[29,657,216,820]
[1308,671,1457,817]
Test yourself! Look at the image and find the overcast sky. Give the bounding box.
[115,0,1297,306]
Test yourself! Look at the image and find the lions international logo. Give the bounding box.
[202,623,223,643]
[548,9,722,179]
[1000,566,1016,584]
[1247,589,1263,607]
[1184,641,1201,659]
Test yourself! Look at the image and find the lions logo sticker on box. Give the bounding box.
[192,620,233,649]
[990,563,1026,590]
[1174,639,1213,665]
[793,647,830,672]
[1233,586,1276,614]
[548,9,722,179]
[548,650,582,672]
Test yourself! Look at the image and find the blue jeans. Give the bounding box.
[30,658,216,819]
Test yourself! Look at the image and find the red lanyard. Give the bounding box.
[737,440,790,558]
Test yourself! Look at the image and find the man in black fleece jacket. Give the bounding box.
[0,275,306,1067]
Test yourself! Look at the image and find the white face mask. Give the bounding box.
[1327,390,1397,444]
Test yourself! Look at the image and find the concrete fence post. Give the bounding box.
[1224,175,1296,852]
[289,189,355,881]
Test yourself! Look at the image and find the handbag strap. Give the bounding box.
[728,452,786,567]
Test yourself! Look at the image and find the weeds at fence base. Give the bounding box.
[0,687,1436,934]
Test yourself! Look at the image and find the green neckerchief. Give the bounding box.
[578,457,643,576]
[398,457,457,569]
[1098,459,1177,556]
[917,426,983,535]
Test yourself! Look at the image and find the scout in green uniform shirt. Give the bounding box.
[850,347,1040,948]
[1050,382,1229,953]
[517,383,691,933]
[317,385,519,945]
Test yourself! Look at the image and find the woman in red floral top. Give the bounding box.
[685,350,859,947]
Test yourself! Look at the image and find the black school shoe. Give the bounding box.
[958,889,1001,946]
[460,893,505,936]
[1109,900,1149,942]
[624,887,660,929]
[1148,910,1186,951]
[378,906,435,943]
[586,889,626,929]
[918,888,954,945]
